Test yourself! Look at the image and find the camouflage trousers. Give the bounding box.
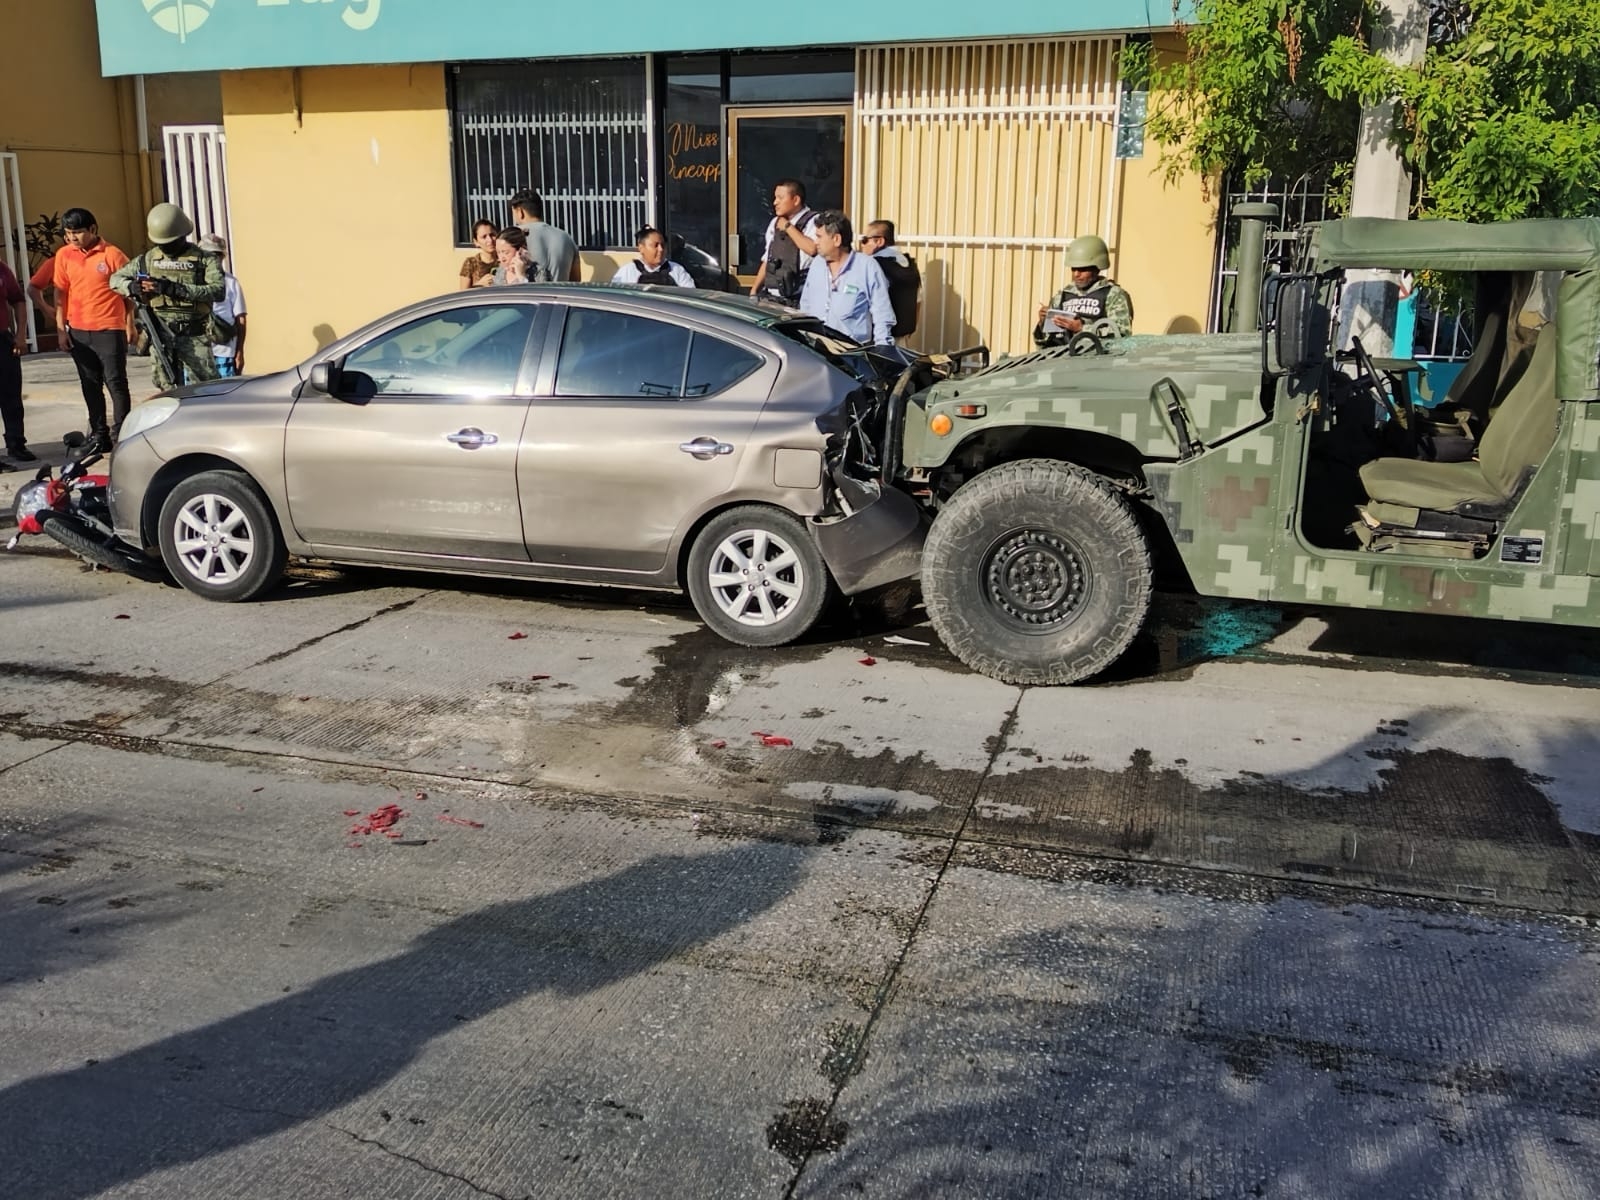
[151,335,220,390]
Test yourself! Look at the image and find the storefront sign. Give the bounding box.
[98,0,1177,76]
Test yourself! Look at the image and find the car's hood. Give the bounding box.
[168,376,252,400]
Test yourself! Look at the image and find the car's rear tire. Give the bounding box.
[686,505,832,647]
[157,470,286,602]
[923,460,1152,685]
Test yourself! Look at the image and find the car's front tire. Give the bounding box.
[686,505,831,647]
[157,470,286,602]
[923,460,1152,685]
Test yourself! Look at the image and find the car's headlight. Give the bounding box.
[119,396,181,443]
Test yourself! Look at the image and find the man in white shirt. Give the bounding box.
[198,235,248,376]
[749,179,819,306]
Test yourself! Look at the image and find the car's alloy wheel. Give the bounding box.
[687,505,831,647]
[171,492,257,586]
[707,527,808,628]
[157,470,287,603]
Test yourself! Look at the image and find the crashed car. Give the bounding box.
[106,286,942,647]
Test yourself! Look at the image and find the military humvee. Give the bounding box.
[895,217,1600,684]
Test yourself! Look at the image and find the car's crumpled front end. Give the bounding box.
[795,332,987,595]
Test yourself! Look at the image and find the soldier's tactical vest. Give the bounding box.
[634,261,680,286]
[761,208,816,304]
[1055,281,1117,322]
[140,244,210,335]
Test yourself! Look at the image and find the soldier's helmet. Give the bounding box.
[1065,234,1111,271]
[147,203,195,246]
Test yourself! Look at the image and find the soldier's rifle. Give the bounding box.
[130,276,186,388]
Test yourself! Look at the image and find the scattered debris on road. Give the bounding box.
[752,731,794,748]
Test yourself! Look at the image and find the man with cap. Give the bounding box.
[111,203,226,402]
[198,233,248,377]
[1033,234,1134,348]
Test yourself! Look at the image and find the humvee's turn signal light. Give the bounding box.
[954,403,986,417]
[929,413,954,437]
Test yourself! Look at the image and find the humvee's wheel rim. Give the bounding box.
[983,527,1089,633]
[707,527,807,628]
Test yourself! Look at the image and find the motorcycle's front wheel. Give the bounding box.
[39,511,168,582]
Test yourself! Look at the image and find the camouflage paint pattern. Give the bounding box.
[909,335,1269,467]
[150,336,220,390]
[902,222,1600,632]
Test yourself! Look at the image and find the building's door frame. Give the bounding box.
[724,103,853,292]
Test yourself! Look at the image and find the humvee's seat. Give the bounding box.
[1359,320,1558,515]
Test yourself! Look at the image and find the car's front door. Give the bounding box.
[285,302,544,560]
[517,304,776,574]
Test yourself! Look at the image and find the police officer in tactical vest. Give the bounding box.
[1033,234,1134,348]
[111,203,226,396]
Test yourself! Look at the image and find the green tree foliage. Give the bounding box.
[1135,0,1600,219]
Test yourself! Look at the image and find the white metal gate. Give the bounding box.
[0,152,39,352]
[162,124,232,245]
[855,38,1125,355]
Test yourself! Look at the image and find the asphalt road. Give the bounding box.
[2,541,1598,1199]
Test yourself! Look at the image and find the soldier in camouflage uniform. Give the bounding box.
[1033,234,1134,347]
[110,203,226,396]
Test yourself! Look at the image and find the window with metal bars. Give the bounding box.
[450,59,648,251]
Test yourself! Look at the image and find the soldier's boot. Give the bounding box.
[83,427,113,456]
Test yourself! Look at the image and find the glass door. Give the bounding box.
[725,105,851,291]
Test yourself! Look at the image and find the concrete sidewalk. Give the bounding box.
[1,350,163,516]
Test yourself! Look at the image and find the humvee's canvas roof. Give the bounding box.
[1317,218,1600,273]
[1317,217,1600,400]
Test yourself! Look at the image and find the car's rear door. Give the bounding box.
[285,301,546,560]
[517,302,777,574]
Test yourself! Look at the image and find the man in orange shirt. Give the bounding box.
[27,208,136,452]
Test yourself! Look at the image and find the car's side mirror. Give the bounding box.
[308,361,341,395]
[1268,276,1328,375]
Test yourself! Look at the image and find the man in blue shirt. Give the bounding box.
[798,212,897,346]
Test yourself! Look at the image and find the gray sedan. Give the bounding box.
[108,285,924,645]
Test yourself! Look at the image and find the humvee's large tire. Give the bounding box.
[923,460,1152,685]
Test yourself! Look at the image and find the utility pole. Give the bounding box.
[1341,0,1428,355]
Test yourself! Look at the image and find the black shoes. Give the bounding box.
[6,443,38,462]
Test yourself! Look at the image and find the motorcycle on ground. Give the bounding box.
[7,433,165,580]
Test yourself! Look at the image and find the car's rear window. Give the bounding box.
[552,308,762,400]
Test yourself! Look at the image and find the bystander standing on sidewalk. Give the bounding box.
[511,190,581,283]
[1,257,30,468]
[26,208,136,453]
[198,234,248,377]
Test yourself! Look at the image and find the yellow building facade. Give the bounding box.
[1,1,220,306]
[72,3,1219,373]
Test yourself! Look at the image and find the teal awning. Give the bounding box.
[95,0,1178,77]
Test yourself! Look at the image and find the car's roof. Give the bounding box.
[479,283,807,328]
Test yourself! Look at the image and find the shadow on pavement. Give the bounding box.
[0,843,804,1200]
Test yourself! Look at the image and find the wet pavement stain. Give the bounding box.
[973,743,1600,914]
[766,1097,849,1167]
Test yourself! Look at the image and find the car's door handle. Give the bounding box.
[446,428,498,449]
[679,437,735,460]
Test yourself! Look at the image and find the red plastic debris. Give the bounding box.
[751,731,793,748]
[348,802,406,837]
[437,814,485,829]
[342,809,361,817]
[507,631,528,640]
[708,739,727,750]
[858,656,878,666]
[414,789,428,802]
